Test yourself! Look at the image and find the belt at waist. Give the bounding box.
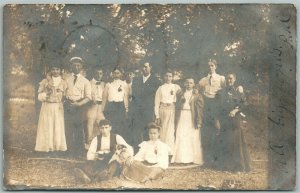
[108,101,123,103]
[160,102,175,106]
[44,101,62,104]
[94,101,102,105]
[66,98,85,103]
[204,96,216,102]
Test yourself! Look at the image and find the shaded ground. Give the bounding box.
[3,101,269,190]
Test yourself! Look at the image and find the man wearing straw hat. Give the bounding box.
[65,56,92,158]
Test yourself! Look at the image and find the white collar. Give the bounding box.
[113,79,122,83]
[52,76,62,86]
[207,72,217,77]
[149,139,160,144]
[185,89,193,93]
[143,74,151,79]
[102,133,110,138]
[52,76,61,81]
[92,78,102,82]
[72,73,81,77]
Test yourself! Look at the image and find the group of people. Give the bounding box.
[35,56,250,183]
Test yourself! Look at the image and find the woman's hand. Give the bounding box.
[155,118,161,125]
[215,120,221,135]
[229,109,239,117]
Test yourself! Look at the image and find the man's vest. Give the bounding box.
[96,133,117,152]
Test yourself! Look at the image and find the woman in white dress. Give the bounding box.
[172,77,204,165]
[35,64,67,152]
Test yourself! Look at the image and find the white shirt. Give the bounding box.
[87,134,133,160]
[104,79,129,102]
[143,74,151,83]
[154,83,181,118]
[65,73,92,101]
[199,73,225,98]
[182,89,193,110]
[90,78,105,102]
[134,140,171,169]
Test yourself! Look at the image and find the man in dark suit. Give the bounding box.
[130,62,161,152]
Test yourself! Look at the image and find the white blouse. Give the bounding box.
[182,89,193,110]
[154,83,181,118]
[134,140,171,169]
[105,79,129,102]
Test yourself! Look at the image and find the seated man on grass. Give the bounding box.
[74,119,133,183]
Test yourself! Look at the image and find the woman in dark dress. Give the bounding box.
[216,73,250,172]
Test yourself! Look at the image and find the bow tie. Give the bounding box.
[95,81,101,85]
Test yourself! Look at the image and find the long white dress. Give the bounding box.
[35,76,67,152]
[172,90,203,165]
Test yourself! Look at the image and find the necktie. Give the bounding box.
[118,85,122,92]
[209,75,212,86]
[73,74,78,85]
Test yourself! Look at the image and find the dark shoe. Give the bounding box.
[95,170,112,182]
[74,168,91,183]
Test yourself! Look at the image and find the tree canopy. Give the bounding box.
[3,4,296,94]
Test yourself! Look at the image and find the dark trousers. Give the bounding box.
[104,102,126,137]
[64,103,86,157]
[201,97,218,166]
[129,107,154,153]
[79,153,121,180]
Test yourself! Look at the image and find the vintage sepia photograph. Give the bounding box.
[3,4,296,190]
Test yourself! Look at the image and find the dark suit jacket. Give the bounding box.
[131,74,161,112]
[175,89,204,129]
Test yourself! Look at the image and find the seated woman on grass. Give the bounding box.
[114,122,171,183]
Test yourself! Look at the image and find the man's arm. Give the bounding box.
[82,79,92,105]
[70,79,91,106]
[123,83,129,113]
[220,76,226,88]
[102,84,109,111]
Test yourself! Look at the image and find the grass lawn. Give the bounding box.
[3,101,269,190]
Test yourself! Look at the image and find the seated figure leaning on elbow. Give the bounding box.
[74,119,133,183]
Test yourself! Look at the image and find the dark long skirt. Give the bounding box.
[214,113,251,172]
[104,102,127,138]
[201,97,219,166]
